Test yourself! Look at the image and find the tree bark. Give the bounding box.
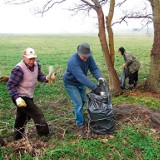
[96,6,122,94]
[106,0,115,65]
[146,0,160,92]
[106,0,116,90]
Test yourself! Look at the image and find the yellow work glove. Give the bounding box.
[46,65,56,84]
[15,97,27,107]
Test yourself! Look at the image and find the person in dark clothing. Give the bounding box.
[118,47,141,89]
[7,48,55,140]
[63,42,104,130]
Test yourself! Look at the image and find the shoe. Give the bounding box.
[128,84,134,90]
[0,138,5,146]
[77,125,85,136]
[120,86,125,90]
[134,81,137,87]
[78,125,85,129]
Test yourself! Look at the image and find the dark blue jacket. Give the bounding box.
[63,53,102,90]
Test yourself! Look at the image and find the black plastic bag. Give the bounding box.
[87,79,115,135]
[119,67,129,89]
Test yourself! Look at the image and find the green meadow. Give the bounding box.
[0,34,160,159]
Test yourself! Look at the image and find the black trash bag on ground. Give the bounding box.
[87,79,115,135]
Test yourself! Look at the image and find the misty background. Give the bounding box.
[0,0,153,34]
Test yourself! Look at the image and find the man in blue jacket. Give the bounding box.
[63,42,103,131]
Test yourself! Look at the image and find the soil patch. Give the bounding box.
[114,103,160,132]
[126,90,160,98]
[2,103,160,157]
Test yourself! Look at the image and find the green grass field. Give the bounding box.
[0,34,160,159]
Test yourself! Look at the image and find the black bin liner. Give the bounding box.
[87,79,115,135]
[119,67,130,89]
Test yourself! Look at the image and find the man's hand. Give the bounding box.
[16,97,27,107]
[93,86,101,95]
[46,74,56,84]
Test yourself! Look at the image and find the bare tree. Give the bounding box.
[4,0,122,94]
[114,0,160,92]
[4,0,160,93]
[146,0,160,92]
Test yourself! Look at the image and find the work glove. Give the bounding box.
[93,86,101,95]
[46,65,56,84]
[16,97,27,107]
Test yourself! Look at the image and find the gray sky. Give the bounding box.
[0,0,152,34]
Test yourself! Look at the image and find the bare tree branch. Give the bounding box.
[68,0,98,17]
[69,2,93,16]
[4,0,108,17]
[112,16,128,26]
[66,0,108,16]
[116,0,127,7]
[127,13,153,20]
[139,20,153,30]
[81,0,95,8]
[92,0,102,9]
[4,0,33,5]
[35,0,67,16]
[112,13,153,26]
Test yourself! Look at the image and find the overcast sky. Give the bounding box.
[0,0,152,34]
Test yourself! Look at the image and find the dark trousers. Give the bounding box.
[128,70,138,85]
[12,97,49,140]
[120,67,138,89]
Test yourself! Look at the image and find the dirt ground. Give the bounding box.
[114,90,160,133]
[114,103,160,131]
[1,89,160,157]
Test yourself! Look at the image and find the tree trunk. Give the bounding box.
[106,0,116,90]
[106,0,115,65]
[146,0,160,92]
[96,6,122,94]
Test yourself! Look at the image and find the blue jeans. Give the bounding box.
[63,82,86,126]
